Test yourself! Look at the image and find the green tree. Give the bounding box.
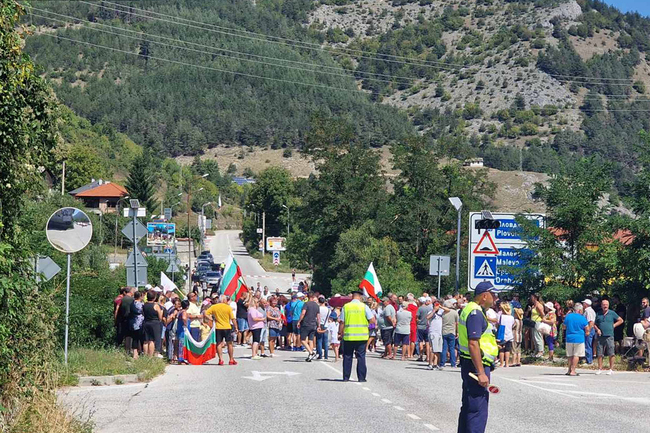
[514,158,618,300]
[246,167,294,237]
[330,222,422,296]
[125,151,159,213]
[0,0,64,421]
[64,143,112,190]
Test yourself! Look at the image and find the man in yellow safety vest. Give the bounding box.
[457,281,499,433]
[339,290,376,382]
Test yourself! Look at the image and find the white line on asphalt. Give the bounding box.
[520,380,577,387]
[372,392,381,397]
[321,361,342,375]
[407,414,421,420]
[381,398,392,404]
[423,423,440,431]
[503,378,578,398]
[363,387,371,391]
[393,406,405,411]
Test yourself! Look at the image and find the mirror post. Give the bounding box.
[132,210,138,289]
[64,253,71,364]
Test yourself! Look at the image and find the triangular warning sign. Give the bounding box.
[473,231,499,255]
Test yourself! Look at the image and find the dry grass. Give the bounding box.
[2,369,93,433]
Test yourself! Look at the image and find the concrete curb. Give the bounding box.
[77,373,141,387]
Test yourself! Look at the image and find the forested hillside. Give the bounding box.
[25,0,412,156]
[23,0,650,194]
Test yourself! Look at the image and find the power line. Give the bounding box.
[30,11,413,86]
[75,0,463,72]
[88,0,640,85]
[95,0,465,70]
[38,32,375,95]
[36,2,640,87]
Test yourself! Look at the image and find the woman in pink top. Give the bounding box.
[248,298,266,360]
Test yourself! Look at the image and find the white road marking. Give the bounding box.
[363,387,371,391]
[521,380,577,387]
[242,371,300,381]
[381,398,392,404]
[372,392,381,397]
[321,361,342,375]
[393,406,405,411]
[503,378,578,398]
[423,423,440,431]
[407,414,421,420]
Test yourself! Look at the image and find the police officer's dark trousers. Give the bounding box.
[342,339,367,382]
[458,358,491,433]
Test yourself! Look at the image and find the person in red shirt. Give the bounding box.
[114,287,128,346]
[407,294,418,359]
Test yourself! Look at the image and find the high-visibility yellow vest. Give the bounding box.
[458,302,498,366]
[343,301,369,341]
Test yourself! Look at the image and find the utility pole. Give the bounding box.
[132,208,138,288]
[187,188,192,292]
[61,161,66,195]
[262,211,266,258]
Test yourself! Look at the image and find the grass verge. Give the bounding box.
[253,251,309,275]
[56,348,167,386]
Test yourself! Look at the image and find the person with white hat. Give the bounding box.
[542,302,558,362]
[582,299,596,365]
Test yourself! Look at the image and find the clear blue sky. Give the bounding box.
[602,1,650,17]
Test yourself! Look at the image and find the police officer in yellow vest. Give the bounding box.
[338,290,376,382]
[458,281,499,433]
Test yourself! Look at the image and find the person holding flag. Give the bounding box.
[359,262,382,302]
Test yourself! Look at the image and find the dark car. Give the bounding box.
[205,272,221,288]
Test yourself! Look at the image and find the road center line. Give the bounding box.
[372,392,381,397]
[363,387,371,391]
[407,414,421,420]
[423,423,441,431]
[381,398,392,404]
[393,406,405,411]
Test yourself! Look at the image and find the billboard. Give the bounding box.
[266,237,286,251]
[147,222,176,248]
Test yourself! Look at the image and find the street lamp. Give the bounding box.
[282,204,290,236]
[185,175,209,292]
[201,202,212,251]
[449,197,463,294]
[129,199,141,289]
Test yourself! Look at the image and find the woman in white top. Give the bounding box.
[498,302,516,367]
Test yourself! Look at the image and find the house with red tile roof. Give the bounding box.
[69,179,128,213]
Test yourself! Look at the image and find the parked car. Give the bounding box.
[198,251,214,263]
[205,272,221,288]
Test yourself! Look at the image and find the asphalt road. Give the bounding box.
[207,230,310,292]
[59,347,650,433]
[59,231,650,432]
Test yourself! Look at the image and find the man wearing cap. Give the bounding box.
[458,281,499,433]
[339,290,376,382]
[582,299,596,365]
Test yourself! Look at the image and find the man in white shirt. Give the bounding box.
[583,299,597,365]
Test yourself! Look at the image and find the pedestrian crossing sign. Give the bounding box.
[474,257,496,279]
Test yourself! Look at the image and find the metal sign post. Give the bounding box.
[45,207,93,364]
[429,255,450,300]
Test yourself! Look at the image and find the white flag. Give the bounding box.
[160,271,178,294]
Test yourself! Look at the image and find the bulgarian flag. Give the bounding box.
[182,325,217,365]
[233,276,249,301]
[359,262,382,302]
[220,254,243,297]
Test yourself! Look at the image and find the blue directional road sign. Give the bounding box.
[469,212,544,292]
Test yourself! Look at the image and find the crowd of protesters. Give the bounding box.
[113,281,650,372]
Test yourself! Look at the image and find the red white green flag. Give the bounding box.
[232,276,249,301]
[359,262,382,302]
[182,325,217,365]
[220,254,243,298]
